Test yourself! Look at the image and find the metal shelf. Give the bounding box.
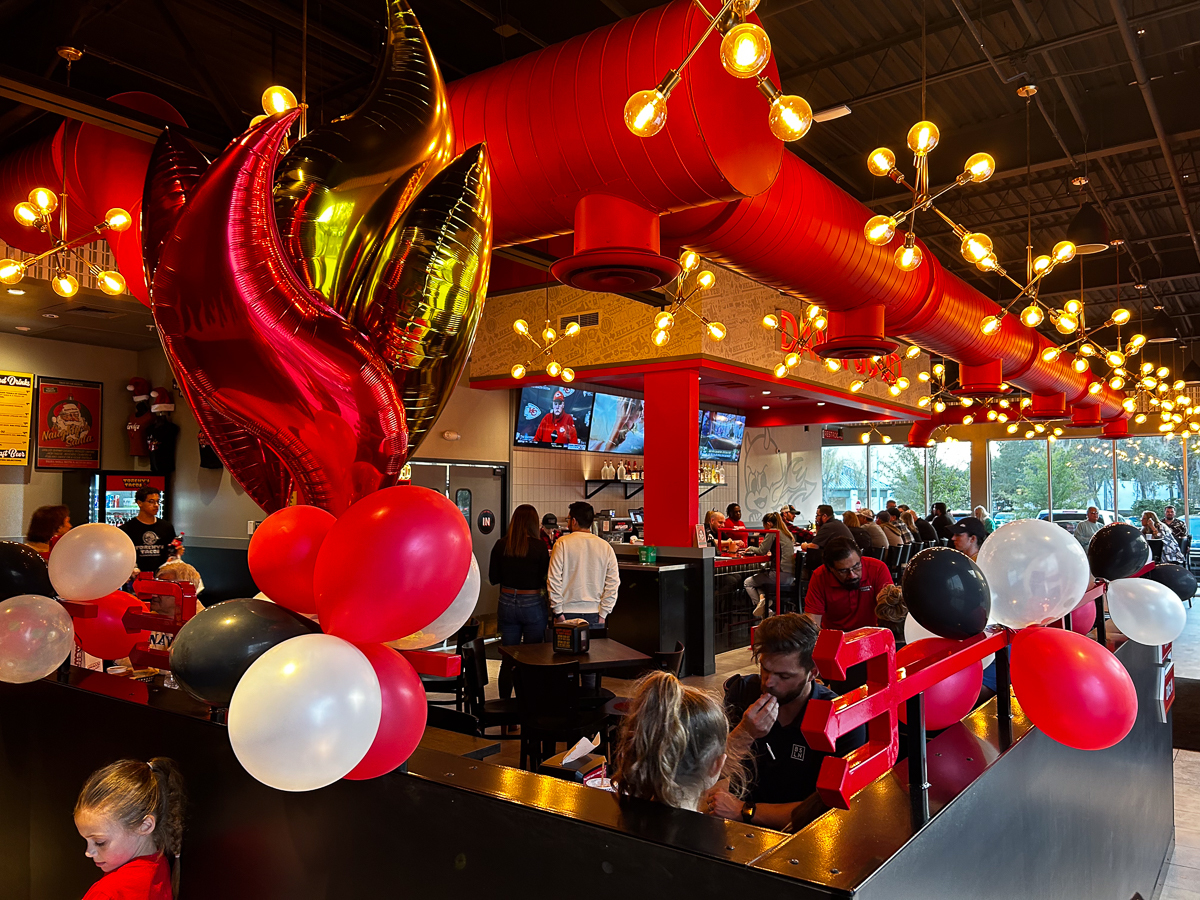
[584,479,643,499]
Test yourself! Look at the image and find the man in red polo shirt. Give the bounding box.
[804,536,893,631]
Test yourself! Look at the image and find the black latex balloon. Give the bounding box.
[901,547,991,641]
[0,541,55,602]
[1146,563,1198,604]
[169,598,320,707]
[1087,523,1149,582]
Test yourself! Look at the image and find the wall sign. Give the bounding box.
[1156,659,1175,724]
[0,371,34,466]
[35,377,102,470]
[478,509,495,534]
[822,427,843,441]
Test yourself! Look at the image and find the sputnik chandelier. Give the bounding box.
[651,251,727,347]
[624,0,814,143]
[845,345,923,398]
[761,304,827,378]
[913,361,999,412]
[859,424,893,445]
[0,188,132,297]
[509,287,581,383]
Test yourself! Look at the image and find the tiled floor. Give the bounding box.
[1174,600,1200,680]
[1168,751,1200,898]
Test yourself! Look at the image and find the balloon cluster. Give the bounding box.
[901,518,1154,751]
[169,485,478,791]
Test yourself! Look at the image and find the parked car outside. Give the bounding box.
[1036,509,1118,535]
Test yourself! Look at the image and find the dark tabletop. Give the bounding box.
[499,638,651,671]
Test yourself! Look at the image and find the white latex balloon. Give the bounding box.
[228,634,382,792]
[253,591,274,602]
[0,594,74,683]
[389,554,480,651]
[48,523,136,601]
[1107,578,1187,645]
[976,518,1090,629]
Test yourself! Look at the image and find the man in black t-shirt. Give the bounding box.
[118,487,176,573]
[930,502,956,540]
[706,613,867,830]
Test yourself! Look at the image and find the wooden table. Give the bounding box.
[499,638,651,672]
[417,725,501,760]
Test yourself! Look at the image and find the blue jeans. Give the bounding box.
[498,590,547,699]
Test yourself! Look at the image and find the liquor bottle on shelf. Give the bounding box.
[601,460,612,480]
[718,463,727,484]
[616,459,626,481]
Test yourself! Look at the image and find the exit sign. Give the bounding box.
[823,427,843,441]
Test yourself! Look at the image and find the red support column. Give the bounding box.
[643,366,700,548]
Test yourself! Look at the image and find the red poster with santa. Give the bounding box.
[35,377,102,469]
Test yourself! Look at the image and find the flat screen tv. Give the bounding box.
[588,393,645,454]
[514,385,594,450]
[699,410,746,461]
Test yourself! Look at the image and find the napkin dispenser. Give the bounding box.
[553,620,590,654]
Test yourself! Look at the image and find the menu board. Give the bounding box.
[0,371,34,466]
[35,377,102,469]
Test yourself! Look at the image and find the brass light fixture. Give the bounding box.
[762,302,828,378]
[510,287,581,383]
[651,251,727,348]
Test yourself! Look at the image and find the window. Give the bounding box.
[455,488,472,524]
[870,444,928,513]
[989,439,1047,522]
[1116,436,1185,524]
[821,446,867,514]
[930,441,972,514]
[1050,438,1116,518]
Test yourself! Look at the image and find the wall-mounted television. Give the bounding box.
[514,385,594,450]
[699,410,746,461]
[589,394,645,454]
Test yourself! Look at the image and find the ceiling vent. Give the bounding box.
[559,311,600,331]
[40,302,123,320]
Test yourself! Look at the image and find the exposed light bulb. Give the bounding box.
[864,215,897,246]
[960,232,993,263]
[918,396,931,408]
[962,415,974,425]
[961,397,974,407]
[0,259,25,284]
[904,345,921,359]
[895,242,923,271]
[1109,376,1125,390]
[560,368,575,383]
[696,270,716,290]
[104,208,132,232]
[889,384,901,396]
[896,376,910,389]
[1064,299,1083,315]
[1025,430,1035,439]
[28,187,57,214]
[785,352,801,368]
[624,89,669,137]
[563,321,581,337]
[1007,423,1019,434]
[1126,334,1147,352]
[719,23,771,78]
[964,151,996,182]
[850,380,865,392]
[261,85,298,114]
[652,328,671,347]
[976,254,999,272]
[654,311,675,330]
[542,325,557,343]
[680,250,700,273]
[1111,308,1132,325]
[773,362,788,378]
[1072,356,1089,373]
[933,364,945,377]
[882,435,893,444]
[806,304,822,320]
[769,94,813,142]
[1055,312,1078,334]
[546,361,563,378]
[825,358,840,372]
[1020,305,1044,327]
[13,202,38,226]
[812,315,828,331]
[1032,255,1053,274]
[52,272,78,297]
[97,270,126,295]
[1135,414,1147,424]
[918,371,931,382]
[934,400,947,412]
[1041,346,1061,362]
[762,314,779,329]
[980,315,1002,336]
[1052,240,1077,263]
[1123,398,1137,413]
[707,321,727,341]
[986,409,997,421]
[867,147,896,176]
[248,114,268,129]
[1088,381,1103,395]
[1158,366,1171,378]
[906,120,940,155]
[1035,424,1045,434]
[1105,350,1126,367]
[1080,343,1097,357]
[861,432,871,444]
[511,363,526,379]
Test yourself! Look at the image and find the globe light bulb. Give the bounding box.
[1020,304,1044,327]
[896,376,910,389]
[769,95,813,142]
[696,270,716,290]
[1135,414,1147,424]
[1053,427,1064,436]
[824,357,841,372]
[861,432,871,444]
[1105,350,1126,367]
[542,325,557,343]
[546,361,563,378]
[1072,356,1089,373]
[1174,379,1187,391]
[654,311,675,330]
[652,328,671,347]
[918,371,931,382]
[1025,430,1036,439]
[918,396,931,408]
[13,202,38,226]
[904,345,921,359]
[934,400,947,412]
[1007,423,1019,434]
[762,314,779,329]
[773,362,788,378]
[1141,362,1155,375]
[564,321,581,337]
[560,368,575,383]
[933,364,945,377]
[1052,240,1077,263]
[261,85,298,115]
[1126,334,1147,352]
[0,258,25,284]
[850,380,865,392]
[964,151,995,182]
[889,384,901,396]
[1048,434,1058,442]
[1109,376,1125,390]
[97,270,126,295]
[720,23,771,79]
[895,242,923,271]
[987,410,997,421]
[1041,346,1061,362]
[962,415,974,426]
[1055,312,1078,334]
[812,315,828,331]
[906,120,940,155]
[1021,397,1031,407]
[961,396,974,407]
[864,215,897,246]
[1111,308,1132,325]
[976,254,999,272]
[28,187,58,214]
[1157,366,1171,379]
[883,435,893,444]
[867,147,897,176]
[1034,424,1045,434]
[104,208,132,232]
[511,363,527,379]
[1064,299,1083,315]
[807,304,823,320]
[1088,381,1103,395]
[980,315,1002,336]
[1123,398,1137,413]
[624,89,669,137]
[1080,343,1097,357]
[52,272,79,297]
[960,232,993,263]
[249,114,268,129]
[680,250,700,273]
[785,352,801,368]
[707,321,727,341]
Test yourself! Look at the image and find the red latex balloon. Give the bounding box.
[1069,600,1097,635]
[1010,626,1137,751]
[74,591,151,660]
[897,638,984,731]
[314,486,471,643]
[345,644,427,780]
[248,506,336,614]
[149,110,408,516]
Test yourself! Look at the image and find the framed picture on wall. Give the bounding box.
[34,377,102,470]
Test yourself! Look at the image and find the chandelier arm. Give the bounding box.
[677,0,738,76]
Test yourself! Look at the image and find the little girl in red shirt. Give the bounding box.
[74,758,186,900]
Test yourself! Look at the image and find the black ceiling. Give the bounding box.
[2,0,1198,348]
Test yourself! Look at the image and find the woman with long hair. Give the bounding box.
[744,512,796,619]
[613,671,744,812]
[1143,510,1186,564]
[489,504,551,699]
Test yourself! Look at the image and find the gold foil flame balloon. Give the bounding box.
[272,0,454,310]
[144,0,492,513]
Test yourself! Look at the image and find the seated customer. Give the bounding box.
[724,503,750,546]
[876,509,903,546]
[613,671,743,813]
[948,516,987,561]
[704,510,743,554]
[889,508,914,544]
[744,512,796,619]
[859,510,889,549]
[842,510,872,552]
[25,505,72,560]
[709,614,867,830]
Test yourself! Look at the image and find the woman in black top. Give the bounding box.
[489,504,551,699]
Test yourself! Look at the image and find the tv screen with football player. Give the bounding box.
[514,386,595,450]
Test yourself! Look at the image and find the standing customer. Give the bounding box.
[489,504,551,700]
[549,501,620,627]
[25,505,71,560]
[119,488,176,573]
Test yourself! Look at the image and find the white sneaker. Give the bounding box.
[753,598,766,618]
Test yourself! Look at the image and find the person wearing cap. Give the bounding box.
[858,509,888,549]
[948,516,987,560]
[779,505,802,539]
[876,509,903,547]
[533,391,578,446]
[540,513,561,551]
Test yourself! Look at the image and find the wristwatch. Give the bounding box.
[741,802,757,824]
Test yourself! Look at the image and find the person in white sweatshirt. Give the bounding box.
[549,501,621,626]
